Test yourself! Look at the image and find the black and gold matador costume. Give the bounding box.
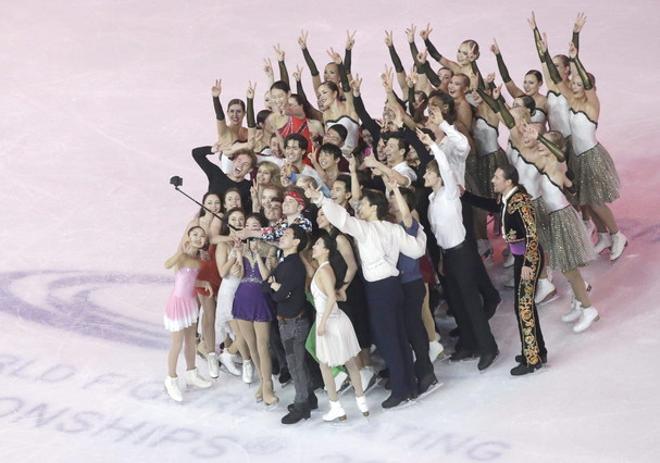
[463,187,546,367]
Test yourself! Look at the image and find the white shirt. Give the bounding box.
[427,144,466,249]
[500,186,518,237]
[315,196,427,282]
[437,121,470,188]
[392,161,417,186]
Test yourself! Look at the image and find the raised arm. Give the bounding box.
[192,145,224,185]
[298,30,322,91]
[572,12,587,50]
[388,180,413,227]
[273,44,290,85]
[568,42,599,116]
[491,39,525,98]
[385,30,409,93]
[350,75,380,143]
[306,188,368,241]
[211,79,229,139]
[419,24,461,73]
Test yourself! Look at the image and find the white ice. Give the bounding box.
[2,1,660,462]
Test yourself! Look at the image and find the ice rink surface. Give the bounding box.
[2,1,660,462]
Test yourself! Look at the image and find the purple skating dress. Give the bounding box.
[163,267,200,332]
[232,257,274,322]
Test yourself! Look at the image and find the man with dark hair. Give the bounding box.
[331,174,352,210]
[324,124,347,149]
[304,184,428,409]
[363,135,417,188]
[314,143,343,188]
[283,134,324,188]
[267,225,317,423]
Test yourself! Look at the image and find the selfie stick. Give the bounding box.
[169,176,224,222]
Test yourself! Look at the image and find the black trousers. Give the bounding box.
[364,276,415,399]
[513,252,547,365]
[461,196,501,313]
[402,279,435,382]
[443,242,498,355]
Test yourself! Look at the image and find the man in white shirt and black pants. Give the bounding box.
[417,128,499,370]
[304,185,428,409]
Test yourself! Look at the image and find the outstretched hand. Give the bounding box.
[246,81,257,99]
[416,128,434,146]
[384,30,394,47]
[274,43,286,61]
[527,11,538,30]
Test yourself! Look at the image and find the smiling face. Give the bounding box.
[323,63,339,83]
[422,166,441,189]
[227,103,245,126]
[278,227,299,251]
[261,187,279,208]
[456,42,471,65]
[570,74,586,96]
[282,195,302,216]
[203,194,221,214]
[188,227,207,249]
[233,153,253,179]
[318,149,338,170]
[288,96,305,118]
[317,84,337,110]
[323,129,342,147]
[245,216,262,232]
[285,139,304,164]
[224,191,242,211]
[448,75,468,98]
[523,73,541,96]
[227,210,246,232]
[384,138,404,166]
[256,164,273,185]
[264,201,282,223]
[356,196,376,220]
[270,87,289,113]
[438,68,453,89]
[331,180,350,206]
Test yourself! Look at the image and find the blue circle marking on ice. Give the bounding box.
[0,270,170,349]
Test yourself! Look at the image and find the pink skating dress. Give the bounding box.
[163,267,200,332]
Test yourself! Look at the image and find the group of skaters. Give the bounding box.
[161,12,627,425]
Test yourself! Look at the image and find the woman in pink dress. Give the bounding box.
[163,226,214,402]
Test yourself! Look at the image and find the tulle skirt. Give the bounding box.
[547,206,597,273]
[315,308,361,367]
[474,148,510,198]
[164,295,199,332]
[568,143,620,206]
[532,197,552,259]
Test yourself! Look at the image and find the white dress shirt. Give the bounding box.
[437,121,470,188]
[314,196,427,282]
[427,143,466,249]
[392,161,418,186]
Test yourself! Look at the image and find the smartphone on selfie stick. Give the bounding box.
[169,176,224,222]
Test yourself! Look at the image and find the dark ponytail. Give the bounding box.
[317,231,347,289]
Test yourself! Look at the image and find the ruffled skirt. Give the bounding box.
[532,197,552,258]
[568,143,620,206]
[164,295,199,332]
[474,148,510,198]
[315,308,361,367]
[547,206,597,273]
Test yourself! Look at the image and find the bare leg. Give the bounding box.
[358,349,370,369]
[237,320,261,399]
[183,326,198,370]
[229,320,250,360]
[320,362,337,401]
[563,269,592,308]
[199,295,216,354]
[168,331,184,377]
[254,321,276,403]
[589,204,619,234]
[345,358,364,396]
